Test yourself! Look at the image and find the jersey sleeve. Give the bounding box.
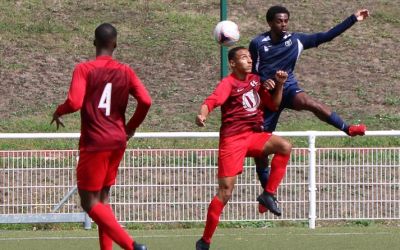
[55,64,87,116]
[259,88,276,111]
[203,79,232,113]
[298,14,358,49]
[125,67,152,131]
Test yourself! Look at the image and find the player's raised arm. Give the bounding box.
[299,8,369,49]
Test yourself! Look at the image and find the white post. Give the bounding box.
[308,133,317,229]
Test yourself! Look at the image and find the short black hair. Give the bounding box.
[266,5,290,22]
[95,23,117,47]
[228,46,247,61]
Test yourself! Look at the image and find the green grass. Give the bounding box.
[1,226,400,250]
[1,0,400,149]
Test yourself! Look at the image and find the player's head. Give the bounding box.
[94,23,117,51]
[266,5,290,36]
[228,46,252,75]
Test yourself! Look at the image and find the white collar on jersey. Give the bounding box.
[262,33,292,42]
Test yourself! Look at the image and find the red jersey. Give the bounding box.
[56,56,152,151]
[203,73,275,138]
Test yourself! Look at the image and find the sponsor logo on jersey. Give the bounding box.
[242,89,260,112]
[285,39,292,47]
[250,80,258,87]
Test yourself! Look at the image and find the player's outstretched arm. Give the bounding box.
[354,9,369,21]
[196,105,209,127]
[300,9,369,49]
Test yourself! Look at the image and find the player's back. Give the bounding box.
[79,56,131,151]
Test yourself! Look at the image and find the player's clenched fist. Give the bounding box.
[275,70,288,85]
[262,70,288,90]
[355,9,369,21]
[262,79,275,90]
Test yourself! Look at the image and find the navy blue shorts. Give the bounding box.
[263,84,304,131]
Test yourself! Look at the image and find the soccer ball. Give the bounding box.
[213,20,240,47]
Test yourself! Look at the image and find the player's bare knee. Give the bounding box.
[220,191,233,204]
[280,140,292,155]
[217,186,234,204]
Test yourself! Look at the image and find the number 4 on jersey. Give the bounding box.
[98,83,112,116]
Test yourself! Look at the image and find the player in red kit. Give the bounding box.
[195,47,291,250]
[51,23,151,250]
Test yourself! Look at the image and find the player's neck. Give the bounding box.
[232,71,247,81]
[96,48,114,57]
[270,31,283,43]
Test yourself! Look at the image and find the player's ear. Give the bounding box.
[229,59,235,68]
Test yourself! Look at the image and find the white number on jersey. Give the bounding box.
[98,83,112,116]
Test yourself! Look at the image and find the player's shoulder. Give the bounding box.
[75,58,99,69]
[250,32,270,44]
[219,74,238,88]
[220,74,234,84]
[72,60,91,73]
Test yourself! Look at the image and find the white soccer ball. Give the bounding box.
[213,20,240,47]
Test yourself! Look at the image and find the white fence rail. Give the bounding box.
[0,131,399,229]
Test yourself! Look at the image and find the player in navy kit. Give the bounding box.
[52,23,151,250]
[249,6,369,189]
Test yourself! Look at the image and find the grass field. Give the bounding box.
[1,226,400,250]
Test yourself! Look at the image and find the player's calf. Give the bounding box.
[256,166,270,188]
[255,157,270,188]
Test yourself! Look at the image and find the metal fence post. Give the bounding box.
[308,133,317,229]
[83,213,92,230]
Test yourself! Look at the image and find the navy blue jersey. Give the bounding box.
[249,14,358,86]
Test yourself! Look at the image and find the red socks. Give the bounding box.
[266,153,290,194]
[89,203,133,250]
[202,196,225,244]
[98,204,113,250]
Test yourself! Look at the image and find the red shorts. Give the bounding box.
[218,131,272,178]
[76,148,125,191]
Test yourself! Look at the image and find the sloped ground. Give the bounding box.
[0,0,399,132]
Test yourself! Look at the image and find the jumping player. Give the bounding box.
[195,47,291,250]
[249,6,369,189]
[51,23,151,250]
